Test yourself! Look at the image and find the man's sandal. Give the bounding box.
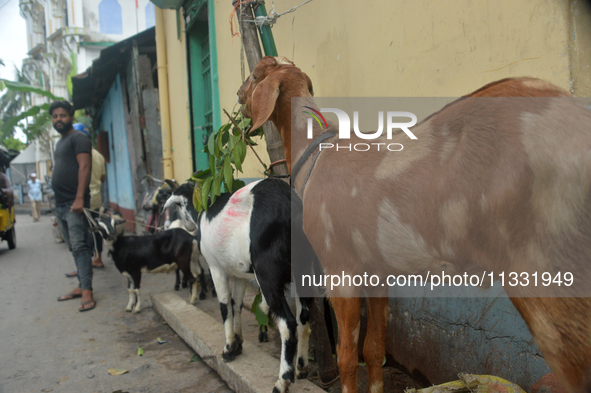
[79,300,96,312]
[57,292,82,301]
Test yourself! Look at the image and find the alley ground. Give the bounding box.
[0,211,232,393]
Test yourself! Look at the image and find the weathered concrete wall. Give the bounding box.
[101,74,135,229]
[383,291,550,391]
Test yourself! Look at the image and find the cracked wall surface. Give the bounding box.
[381,294,551,391]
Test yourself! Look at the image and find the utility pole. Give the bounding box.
[235,1,288,177]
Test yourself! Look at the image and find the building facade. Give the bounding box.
[16,0,159,184]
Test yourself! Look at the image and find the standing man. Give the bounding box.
[27,173,42,221]
[51,101,96,312]
[73,123,106,268]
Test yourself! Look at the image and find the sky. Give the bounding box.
[0,0,28,81]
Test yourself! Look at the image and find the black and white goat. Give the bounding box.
[168,219,196,291]
[163,178,311,393]
[96,217,207,313]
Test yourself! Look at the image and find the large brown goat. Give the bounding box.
[238,56,591,393]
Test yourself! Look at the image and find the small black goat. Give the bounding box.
[96,217,208,313]
[163,178,311,393]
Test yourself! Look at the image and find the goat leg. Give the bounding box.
[332,297,362,393]
[211,268,242,362]
[272,300,298,393]
[183,264,198,305]
[191,255,207,302]
[295,296,312,379]
[132,288,141,314]
[174,269,181,291]
[364,297,389,393]
[231,278,247,343]
[122,272,135,312]
[197,269,207,301]
[130,271,142,314]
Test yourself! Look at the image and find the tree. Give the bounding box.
[0,66,30,142]
[2,137,26,151]
[0,73,64,146]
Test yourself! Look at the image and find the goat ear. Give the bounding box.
[250,74,281,130]
[303,72,314,96]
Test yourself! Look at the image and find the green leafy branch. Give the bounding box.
[0,78,65,144]
[188,109,264,212]
[251,291,275,330]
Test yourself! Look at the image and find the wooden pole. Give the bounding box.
[235,1,288,177]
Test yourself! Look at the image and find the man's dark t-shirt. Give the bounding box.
[52,130,92,207]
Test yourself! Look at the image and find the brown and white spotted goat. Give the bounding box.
[238,56,591,393]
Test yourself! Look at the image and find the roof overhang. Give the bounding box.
[71,27,155,110]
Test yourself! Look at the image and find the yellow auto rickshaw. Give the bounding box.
[0,192,15,249]
[0,145,18,250]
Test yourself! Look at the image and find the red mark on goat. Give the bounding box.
[226,208,241,217]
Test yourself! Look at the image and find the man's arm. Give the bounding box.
[71,152,91,213]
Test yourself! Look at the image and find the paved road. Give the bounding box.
[0,213,232,393]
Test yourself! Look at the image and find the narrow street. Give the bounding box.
[0,212,232,393]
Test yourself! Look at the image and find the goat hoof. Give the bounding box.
[125,308,132,312]
[182,282,188,289]
[296,366,309,379]
[222,347,241,362]
[272,381,290,393]
[174,285,180,291]
[222,337,243,362]
[259,330,268,343]
[296,359,309,379]
[199,292,206,300]
[222,351,235,362]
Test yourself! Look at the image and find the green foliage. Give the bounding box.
[0,76,65,145]
[1,137,26,151]
[188,111,262,212]
[0,79,62,100]
[67,50,77,97]
[251,291,274,330]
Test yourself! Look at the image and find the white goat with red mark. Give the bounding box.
[238,56,591,393]
[164,178,312,393]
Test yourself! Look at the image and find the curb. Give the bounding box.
[151,292,324,393]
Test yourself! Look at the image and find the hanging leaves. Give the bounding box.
[0,78,65,143]
[0,79,63,100]
[251,291,274,330]
[189,111,258,212]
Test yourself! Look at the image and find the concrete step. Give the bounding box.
[151,292,325,393]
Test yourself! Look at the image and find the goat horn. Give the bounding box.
[164,179,179,191]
